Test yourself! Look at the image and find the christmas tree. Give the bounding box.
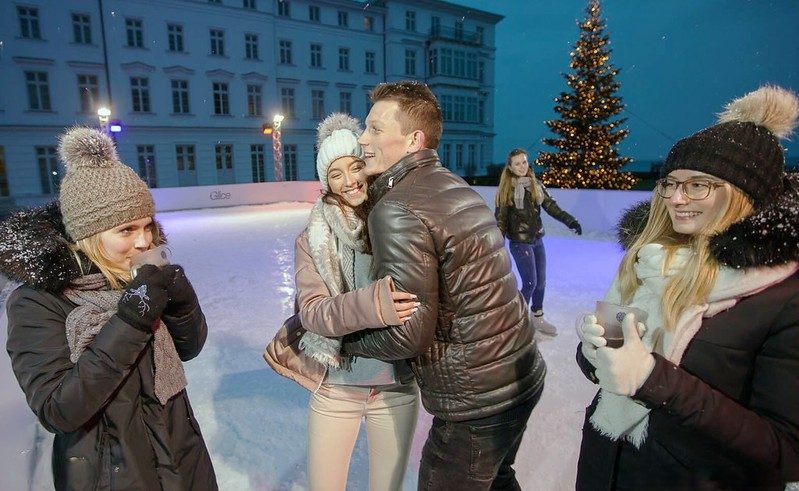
[537,0,635,189]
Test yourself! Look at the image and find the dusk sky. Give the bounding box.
[452,0,799,167]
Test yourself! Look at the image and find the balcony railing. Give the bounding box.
[429,26,482,46]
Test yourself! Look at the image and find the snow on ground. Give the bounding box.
[0,202,626,490]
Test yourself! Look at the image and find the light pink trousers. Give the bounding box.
[307,383,419,491]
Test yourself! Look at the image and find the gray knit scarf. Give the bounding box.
[512,176,545,209]
[298,196,367,369]
[63,273,187,405]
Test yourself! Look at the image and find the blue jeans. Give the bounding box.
[509,239,546,311]
[417,386,543,490]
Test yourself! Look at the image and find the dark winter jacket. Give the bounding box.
[576,174,799,490]
[341,149,546,422]
[495,184,579,243]
[1,203,217,491]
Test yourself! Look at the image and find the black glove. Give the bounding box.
[162,264,199,318]
[116,264,170,332]
[570,222,583,235]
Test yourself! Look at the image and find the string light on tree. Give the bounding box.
[536,0,636,190]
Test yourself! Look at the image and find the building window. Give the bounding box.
[251,144,266,182]
[455,144,464,169]
[405,10,416,31]
[279,40,292,64]
[310,43,322,68]
[280,87,295,117]
[176,145,195,171]
[26,72,51,111]
[476,26,484,44]
[339,91,351,114]
[125,18,144,48]
[479,61,485,83]
[338,48,350,71]
[364,16,373,31]
[404,49,416,76]
[209,0,221,3]
[137,145,157,187]
[77,74,99,113]
[247,84,262,116]
[215,144,233,170]
[243,0,256,9]
[72,13,92,44]
[210,29,225,56]
[311,90,325,119]
[212,82,230,115]
[309,5,320,22]
[171,79,190,114]
[442,143,451,168]
[283,144,298,180]
[468,144,476,170]
[130,77,150,112]
[0,147,8,197]
[365,51,375,74]
[337,11,348,27]
[454,21,463,40]
[37,146,60,194]
[431,16,440,36]
[18,7,41,39]
[245,33,259,59]
[478,99,485,124]
[167,24,184,52]
[467,52,478,79]
[278,0,290,17]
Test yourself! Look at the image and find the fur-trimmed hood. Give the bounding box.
[617,173,799,269]
[0,202,165,293]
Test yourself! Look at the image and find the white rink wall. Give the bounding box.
[149,181,652,235]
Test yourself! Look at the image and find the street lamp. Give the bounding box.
[272,114,285,181]
[97,107,111,134]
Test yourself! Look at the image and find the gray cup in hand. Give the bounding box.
[595,301,649,348]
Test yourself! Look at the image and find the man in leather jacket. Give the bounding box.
[340,81,546,490]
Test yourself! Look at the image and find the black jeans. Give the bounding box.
[418,386,543,490]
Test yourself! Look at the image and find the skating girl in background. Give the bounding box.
[1,127,217,490]
[266,113,419,491]
[495,148,582,336]
[575,85,799,489]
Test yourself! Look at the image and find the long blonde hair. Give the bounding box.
[495,148,542,207]
[71,220,164,290]
[617,184,754,330]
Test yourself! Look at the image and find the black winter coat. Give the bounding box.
[1,203,217,491]
[576,175,799,490]
[342,149,546,422]
[495,184,578,243]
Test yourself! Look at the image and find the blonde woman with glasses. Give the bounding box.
[575,86,799,490]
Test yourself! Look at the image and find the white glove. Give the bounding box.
[576,313,606,366]
[594,313,655,396]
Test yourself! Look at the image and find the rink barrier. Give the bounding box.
[148,181,651,236]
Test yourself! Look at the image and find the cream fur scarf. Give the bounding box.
[590,243,798,447]
[298,196,367,369]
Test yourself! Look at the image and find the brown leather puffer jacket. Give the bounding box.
[342,149,546,421]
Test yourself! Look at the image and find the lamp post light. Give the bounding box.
[97,107,111,134]
[272,114,285,182]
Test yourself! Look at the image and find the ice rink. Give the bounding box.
[0,202,626,490]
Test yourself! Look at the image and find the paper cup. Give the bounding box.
[594,301,648,348]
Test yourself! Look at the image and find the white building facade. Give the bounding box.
[0,0,501,205]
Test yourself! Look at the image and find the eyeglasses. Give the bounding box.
[655,178,726,201]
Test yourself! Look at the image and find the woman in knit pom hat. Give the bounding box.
[1,127,217,490]
[265,113,419,490]
[574,85,799,489]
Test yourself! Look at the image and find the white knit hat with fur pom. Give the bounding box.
[316,113,363,190]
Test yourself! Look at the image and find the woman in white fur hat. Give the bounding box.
[267,113,419,490]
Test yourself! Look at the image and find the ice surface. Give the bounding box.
[0,202,625,490]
